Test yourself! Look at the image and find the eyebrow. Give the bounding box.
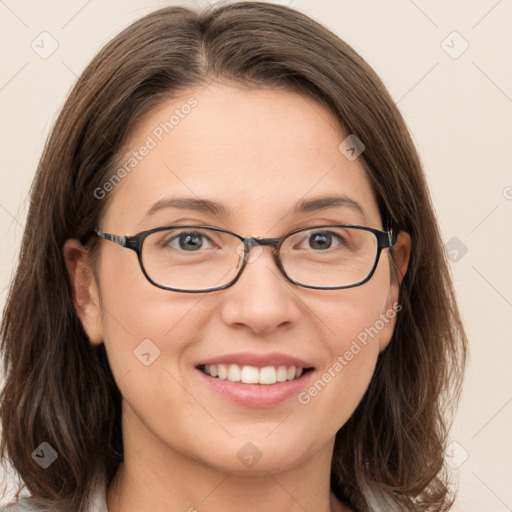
[291,195,367,223]
[144,194,367,223]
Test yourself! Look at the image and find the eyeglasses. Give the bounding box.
[80,224,399,293]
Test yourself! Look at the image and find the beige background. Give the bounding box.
[1,0,511,510]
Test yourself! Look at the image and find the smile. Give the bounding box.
[199,363,312,384]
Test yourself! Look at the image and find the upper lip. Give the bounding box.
[196,352,315,369]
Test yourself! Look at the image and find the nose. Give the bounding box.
[218,245,302,335]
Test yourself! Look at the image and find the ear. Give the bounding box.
[63,238,104,346]
[378,231,412,352]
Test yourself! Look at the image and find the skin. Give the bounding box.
[64,83,411,512]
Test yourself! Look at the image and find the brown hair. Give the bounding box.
[1,2,467,511]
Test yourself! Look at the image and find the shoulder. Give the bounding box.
[0,498,47,511]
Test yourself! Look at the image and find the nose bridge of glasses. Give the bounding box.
[240,236,282,268]
[244,236,281,250]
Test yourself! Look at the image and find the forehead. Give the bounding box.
[101,83,381,233]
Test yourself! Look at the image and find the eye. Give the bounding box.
[298,230,347,251]
[165,231,215,251]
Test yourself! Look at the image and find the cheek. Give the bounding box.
[95,272,220,459]
[95,247,212,381]
[295,314,381,440]
[300,258,392,423]
[315,255,392,355]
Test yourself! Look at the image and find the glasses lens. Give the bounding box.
[280,226,378,288]
[141,227,242,291]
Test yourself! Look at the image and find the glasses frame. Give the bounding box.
[80,224,399,293]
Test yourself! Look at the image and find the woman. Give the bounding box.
[0,2,467,511]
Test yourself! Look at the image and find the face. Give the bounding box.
[66,83,410,476]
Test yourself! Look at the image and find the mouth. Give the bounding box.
[194,352,316,407]
[197,363,314,385]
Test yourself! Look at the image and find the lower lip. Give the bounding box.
[196,368,314,408]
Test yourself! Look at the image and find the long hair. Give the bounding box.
[1,2,467,511]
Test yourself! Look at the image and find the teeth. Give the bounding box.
[276,365,288,382]
[227,364,241,382]
[241,365,259,384]
[218,364,228,379]
[259,366,276,385]
[201,363,306,384]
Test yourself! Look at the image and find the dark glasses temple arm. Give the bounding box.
[79,229,127,247]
